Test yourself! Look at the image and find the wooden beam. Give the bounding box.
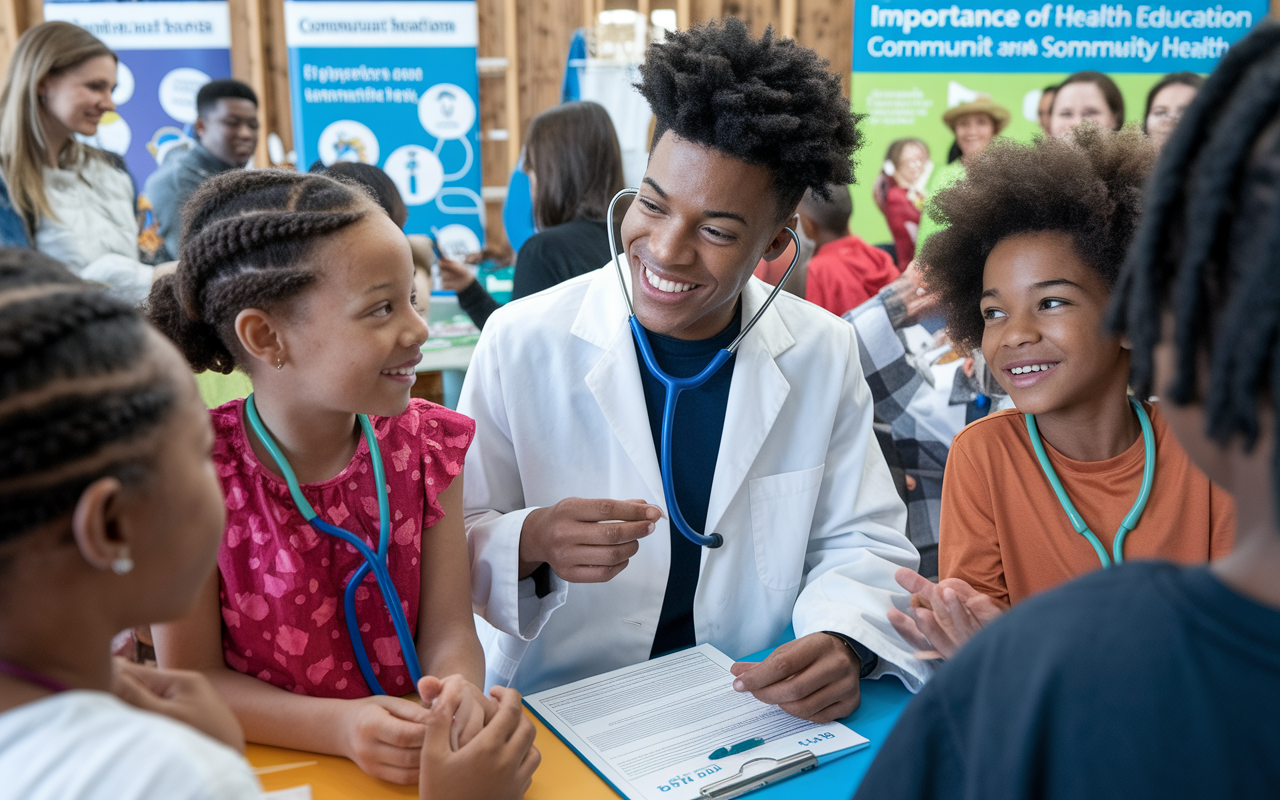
[228,0,272,167]
[503,0,520,168]
[676,0,691,28]
[0,0,43,84]
[780,0,796,37]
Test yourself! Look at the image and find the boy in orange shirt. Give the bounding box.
[890,125,1234,659]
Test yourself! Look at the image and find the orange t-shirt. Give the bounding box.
[939,403,1235,607]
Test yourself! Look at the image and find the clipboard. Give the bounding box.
[523,644,869,800]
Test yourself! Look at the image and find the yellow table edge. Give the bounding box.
[246,708,616,799]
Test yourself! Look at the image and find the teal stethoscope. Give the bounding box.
[244,395,421,695]
[606,188,800,549]
[1025,396,1155,567]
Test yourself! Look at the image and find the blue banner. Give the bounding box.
[285,0,483,255]
[853,0,1268,73]
[44,1,233,186]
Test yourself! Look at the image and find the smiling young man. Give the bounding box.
[460,19,932,714]
[144,80,259,259]
[887,125,1234,660]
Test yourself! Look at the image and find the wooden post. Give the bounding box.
[503,0,520,168]
[780,0,797,37]
[228,0,272,167]
[676,0,691,28]
[0,0,42,82]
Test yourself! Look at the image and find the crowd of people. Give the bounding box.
[0,13,1276,800]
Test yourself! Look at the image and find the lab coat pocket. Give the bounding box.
[748,464,825,591]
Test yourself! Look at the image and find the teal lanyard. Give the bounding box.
[1025,396,1156,568]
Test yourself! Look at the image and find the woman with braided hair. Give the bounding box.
[148,168,538,798]
[0,248,259,798]
[854,22,1280,798]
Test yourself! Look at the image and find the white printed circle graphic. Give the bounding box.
[112,61,135,106]
[434,224,481,259]
[418,84,475,140]
[91,112,131,156]
[158,67,211,124]
[317,120,380,165]
[1022,89,1044,123]
[383,145,444,206]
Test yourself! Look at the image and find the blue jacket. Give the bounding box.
[0,172,31,248]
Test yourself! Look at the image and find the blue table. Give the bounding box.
[736,644,913,798]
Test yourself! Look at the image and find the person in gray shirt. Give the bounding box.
[144,80,258,259]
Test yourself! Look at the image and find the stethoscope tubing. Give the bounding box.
[606,188,802,549]
[1026,395,1156,568]
[245,395,424,695]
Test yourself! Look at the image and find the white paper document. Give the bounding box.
[524,644,869,800]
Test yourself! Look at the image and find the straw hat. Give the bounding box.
[943,97,1011,134]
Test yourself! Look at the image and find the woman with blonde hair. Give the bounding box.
[0,21,169,304]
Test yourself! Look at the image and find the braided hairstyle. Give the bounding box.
[147,169,370,374]
[636,17,863,218]
[1109,21,1280,502]
[0,248,175,549]
[919,124,1155,354]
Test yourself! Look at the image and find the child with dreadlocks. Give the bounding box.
[461,17,931,715]
[147,170,539,798]
[888,125,1235,661]
[0,248,258,798]
[854,23,1280,797]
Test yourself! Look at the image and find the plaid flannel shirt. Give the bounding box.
[844,292,994,578]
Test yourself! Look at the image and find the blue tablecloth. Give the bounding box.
[737,636,914,798]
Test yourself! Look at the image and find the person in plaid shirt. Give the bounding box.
[844,263,1000,578]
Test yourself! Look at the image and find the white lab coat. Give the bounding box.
[460,266,933,695]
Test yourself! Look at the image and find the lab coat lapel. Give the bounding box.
[574,268,666,504]
[704,279,795,537]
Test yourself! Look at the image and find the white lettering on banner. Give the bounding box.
[867,35,996,56]
[868,3,1252,35]
[41,1,230,50]
[284,2,478,48]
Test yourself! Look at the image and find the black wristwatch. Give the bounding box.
[823,631,879,679]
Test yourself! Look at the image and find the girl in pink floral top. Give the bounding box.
[146,170,540,798]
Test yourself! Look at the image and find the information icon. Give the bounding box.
[384,145,444,206]
[317,120,380,166]
[158,67,211,124]
[418,84,476,140]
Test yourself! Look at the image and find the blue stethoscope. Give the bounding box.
[606,188,800,549]
[1025,396,1155,568]
[244,395,422,695]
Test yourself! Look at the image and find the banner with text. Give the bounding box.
[849,0,1267,244]
[44,0,233,187]
[285,0,483,253]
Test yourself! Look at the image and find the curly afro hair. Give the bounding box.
[636,17,863,219]
[918,124,1156,354]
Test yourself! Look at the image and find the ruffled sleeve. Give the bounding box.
[397,399,476,529]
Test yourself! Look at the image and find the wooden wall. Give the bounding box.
[0,0,861,245]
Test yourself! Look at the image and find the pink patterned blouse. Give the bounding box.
[210,398,475,698]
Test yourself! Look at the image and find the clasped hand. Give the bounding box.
[887,568,1008,660]
[519,497,663,582]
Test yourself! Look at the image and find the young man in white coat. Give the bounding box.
[460,19,930,720]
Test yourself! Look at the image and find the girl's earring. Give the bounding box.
[111,547,134,576]
[276,356,284,371]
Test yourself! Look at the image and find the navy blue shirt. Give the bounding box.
[854,561,1280,799]
[638,308,740,658]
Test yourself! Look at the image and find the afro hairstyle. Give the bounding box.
[635,17,863,220]
[918,124,1156,354]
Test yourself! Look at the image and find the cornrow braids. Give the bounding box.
[1109,21,1280,506]
[919,124,1155,354]
[147,169,370,374]
[636,17,863,219]
[0,248,175,545]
